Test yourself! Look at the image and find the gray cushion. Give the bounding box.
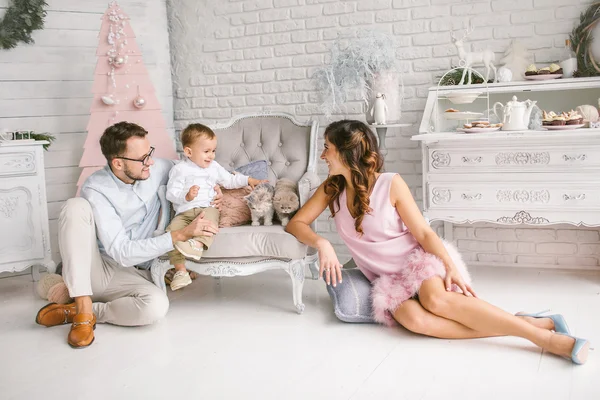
[234,160,268,181]
[202,224,307,260]
[326,267,375,324]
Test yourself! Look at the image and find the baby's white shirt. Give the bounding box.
[166,158,249,214]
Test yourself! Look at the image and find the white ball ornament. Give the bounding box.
[101,95,116,105]
[497,66,513,82]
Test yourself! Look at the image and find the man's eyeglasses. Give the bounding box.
[115,147,155,165]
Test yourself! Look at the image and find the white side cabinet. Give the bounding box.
[0,141,55,279]
[413,77,600,239]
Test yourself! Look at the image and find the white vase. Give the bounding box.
[560,58,577,78]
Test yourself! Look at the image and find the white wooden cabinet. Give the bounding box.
[413,77,600,236]
[0,141,55,279]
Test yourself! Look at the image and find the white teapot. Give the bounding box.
[493,95,537,131]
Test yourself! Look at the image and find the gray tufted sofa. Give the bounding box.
[150,113,321,314]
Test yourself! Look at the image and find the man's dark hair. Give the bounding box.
[100,121,148,161]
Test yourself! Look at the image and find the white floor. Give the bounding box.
[0,267,599,400]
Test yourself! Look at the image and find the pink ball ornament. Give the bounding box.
[133,96,146,109]
[108,56,126,68]
[133,85,146,109]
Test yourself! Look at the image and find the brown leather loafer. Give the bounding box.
[36,302,77,327]
[68,313,96,349]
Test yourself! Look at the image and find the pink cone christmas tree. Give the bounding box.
[78,1,177,193]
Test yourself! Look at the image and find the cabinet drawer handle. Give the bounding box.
[563,154,586,162]
[461,156,482,164]
[461,193,482,201]
[563,194,586,201]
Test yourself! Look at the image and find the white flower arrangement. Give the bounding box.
[312,30,404,119]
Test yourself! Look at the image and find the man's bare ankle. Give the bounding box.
[74,296,93,314]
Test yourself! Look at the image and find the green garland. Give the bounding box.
[13,131,55,150]
[437,68,488,86]
[570,2,600,78]
[0,0,48,50]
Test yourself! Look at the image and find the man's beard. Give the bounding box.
[123,164,148,182]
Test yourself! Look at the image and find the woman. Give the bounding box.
[286,120,589,365]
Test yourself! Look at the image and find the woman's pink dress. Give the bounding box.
[333,172,470,326]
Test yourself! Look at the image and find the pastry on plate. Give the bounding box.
[552,113,566,125]
[566,110,583,125]
[537,67,551,75]
[445,108,459,112]
[549,63,563,75]
[542,111,555,126]
[543,110,581,126]
[525,64,538,76]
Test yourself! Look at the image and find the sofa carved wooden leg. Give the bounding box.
[286,260,305,314]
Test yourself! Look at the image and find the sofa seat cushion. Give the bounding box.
[203,225,307,260]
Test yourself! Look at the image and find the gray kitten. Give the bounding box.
[244,183,275,226]
[273,178,299,227]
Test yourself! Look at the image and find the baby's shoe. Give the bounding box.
[170,270,192,291]
[175,239,204,260]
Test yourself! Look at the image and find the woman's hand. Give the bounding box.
[445,266,476,297]
[316,239,343,287]
[210,185,224,210]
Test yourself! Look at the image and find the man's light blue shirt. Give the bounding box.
[80,158,175,269]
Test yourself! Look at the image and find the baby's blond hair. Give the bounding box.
[180,123,216,148]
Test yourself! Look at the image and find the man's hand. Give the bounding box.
[185,185,200,202]
[210,185,223,210]
[171,211,218,243]
[248,178,268,189]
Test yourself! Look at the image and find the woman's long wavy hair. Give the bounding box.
[323,120,384,235]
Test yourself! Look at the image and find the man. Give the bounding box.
[35,122,220,348]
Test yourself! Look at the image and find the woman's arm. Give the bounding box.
[285,183,328,247]
[390,174,475,296]
[285,183,343,286]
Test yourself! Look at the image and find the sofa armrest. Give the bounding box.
[298,170,321,207]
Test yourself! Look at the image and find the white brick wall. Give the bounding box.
[167,0,599,269]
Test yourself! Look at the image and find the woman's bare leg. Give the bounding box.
[418,276,579,360]
[393,299,502,339]
[394,299,554,339]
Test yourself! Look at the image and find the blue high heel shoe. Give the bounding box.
[515,310,570,334]
[557,333,590,365]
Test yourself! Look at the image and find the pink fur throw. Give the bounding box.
[219,186,252,227]
[370,241,471,327]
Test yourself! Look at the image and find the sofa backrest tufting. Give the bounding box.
[212,114,315,184]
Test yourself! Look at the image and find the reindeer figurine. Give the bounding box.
[452,26,497,85]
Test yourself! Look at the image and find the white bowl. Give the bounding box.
[446,92,482,105]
